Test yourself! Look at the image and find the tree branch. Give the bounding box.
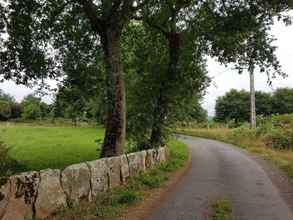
[78,0,103,34]
[145,18,168,37]
[48,0,75,26]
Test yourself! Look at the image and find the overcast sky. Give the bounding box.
[0,12,292,116]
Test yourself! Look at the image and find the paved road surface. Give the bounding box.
[148,135,293,220]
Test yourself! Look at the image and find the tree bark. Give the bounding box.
[249,65,256,129]
[100,28,126,157]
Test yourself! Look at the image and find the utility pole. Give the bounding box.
[249,64,256,129]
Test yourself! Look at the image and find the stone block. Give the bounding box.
[61,163,91,204]
[106,156,122,189]
[127,151,146,177]
[35,169,67,219]
[120,155,130,184]
[2,171,39,220]
[86,159,108,197]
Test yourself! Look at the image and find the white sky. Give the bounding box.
[0,11,292,116]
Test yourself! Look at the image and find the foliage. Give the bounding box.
[124,23,209,148]
[230,124,257,139]
[0,100,11,121]
[1,0,291,156]
[0,89,15,121]
[10,102,23,119]
[0,141,23,177]
[216,90,262,123]
[263,114,293,149]
[21,95,42,120]
[214,89,293,124]
[265,128,293,150]
[272,88,293,114]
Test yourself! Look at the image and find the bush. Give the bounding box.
[257,114,293,150]
[0,141,24,177]
[272,114,293,129]
[265,129,293,150]
[230,125,256,140]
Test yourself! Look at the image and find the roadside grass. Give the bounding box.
[210,199,232,220]
[0,123,104,172]
[52,139,189,219]
[177,128,293,178]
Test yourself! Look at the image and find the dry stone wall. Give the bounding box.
[0,147,168,220]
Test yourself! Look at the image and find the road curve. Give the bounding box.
[148,135,293,220]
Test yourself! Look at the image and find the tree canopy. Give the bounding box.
[272,88,293,114]
[0,0,292,155]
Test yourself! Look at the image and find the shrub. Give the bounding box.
[117,189,140,205]
[230,125,256,140]
[272,114,293,129]
[0,141,24,177]
[265,128,293,150]
[0,141,17,177]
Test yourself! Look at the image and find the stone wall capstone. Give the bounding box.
[0,147,168,220]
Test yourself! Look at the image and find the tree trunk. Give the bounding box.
[101,28,126,157]
[150,85,165,147]
[150,33,181,146]
[249,65,256,129]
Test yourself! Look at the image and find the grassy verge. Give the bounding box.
[210,199,232,220]
[52,139,189,220]
[177,128,293,178]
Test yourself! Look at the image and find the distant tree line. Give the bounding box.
[0,90,51,121]
[0,88,208,129]
[215,88,293,123]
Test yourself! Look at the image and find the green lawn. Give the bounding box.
[0,123,104,171]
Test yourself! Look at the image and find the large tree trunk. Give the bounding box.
[101,28,126,157]
[150,33,181,146]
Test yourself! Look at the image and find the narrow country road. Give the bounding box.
[148,135,293,220]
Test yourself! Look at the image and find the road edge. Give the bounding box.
[115,145,192,220]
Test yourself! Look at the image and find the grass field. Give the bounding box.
[0,123,104,172]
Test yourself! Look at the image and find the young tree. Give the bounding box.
[21,95,42,120]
